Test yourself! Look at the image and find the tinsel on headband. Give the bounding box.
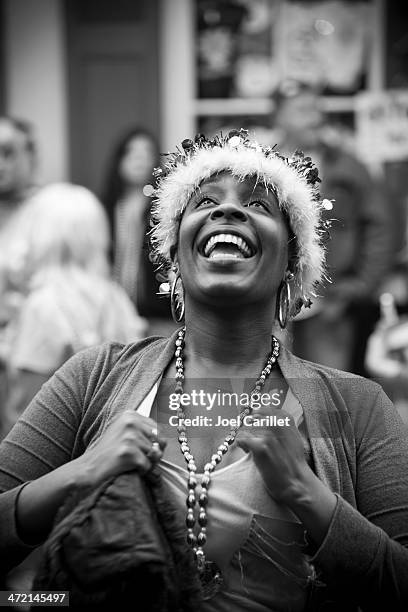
[146,129,333,317]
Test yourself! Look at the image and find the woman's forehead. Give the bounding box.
[197,172,274,195]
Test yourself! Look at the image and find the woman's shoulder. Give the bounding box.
[281,345,384,404]
[296,354,376,381]
[282,348,401,443]
[72,333,174,373]
[43,334,174,417]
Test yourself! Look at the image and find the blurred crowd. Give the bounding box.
[0,118,176,440]
[1,79,408,442]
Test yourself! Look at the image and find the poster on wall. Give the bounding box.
[196,0,374,98]
[196,0,281,98]
[276,0,373,94]
[232,0,281,98]
[355,90,408,164]
[355,90,408,260]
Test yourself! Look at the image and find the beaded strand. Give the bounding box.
[173,327,280,571]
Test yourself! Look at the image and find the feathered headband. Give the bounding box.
[146,129,333,316]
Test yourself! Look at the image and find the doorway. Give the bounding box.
[65,0,159,195]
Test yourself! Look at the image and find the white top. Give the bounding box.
[137,384,313,612]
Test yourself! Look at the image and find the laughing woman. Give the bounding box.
[0,130,408,611]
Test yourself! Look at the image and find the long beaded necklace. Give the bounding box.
[173,327,280,600]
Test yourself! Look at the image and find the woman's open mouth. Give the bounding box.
[200,232,256,260]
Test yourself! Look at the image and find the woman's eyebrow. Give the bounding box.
[187,183,222,206]
[244,182,279,202]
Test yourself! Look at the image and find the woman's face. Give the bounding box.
[177,173,290,310]
[119,135,156,186]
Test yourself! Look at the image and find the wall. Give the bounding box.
[3,0,68,183]
[160,0,195,152]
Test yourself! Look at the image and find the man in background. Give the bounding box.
[0,117,37,439]
[272,82,394,374]
[0,116,36,228]
[0,116,37,328]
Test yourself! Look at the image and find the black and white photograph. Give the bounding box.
[1,1,408,610]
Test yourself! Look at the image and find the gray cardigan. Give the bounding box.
[1,331,408,608]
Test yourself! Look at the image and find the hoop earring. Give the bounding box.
[276,277,292,329]
[170,271,185,323]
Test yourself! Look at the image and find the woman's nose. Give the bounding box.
[210,201,248,222]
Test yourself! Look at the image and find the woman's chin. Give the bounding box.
[193,278,260,307]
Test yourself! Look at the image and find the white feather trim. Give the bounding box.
[150,144,326,315]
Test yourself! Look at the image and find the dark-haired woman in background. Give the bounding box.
[102,127,175,336]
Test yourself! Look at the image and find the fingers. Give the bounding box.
[240,409,296,439]
[146,441,162,463]
[107,411,167,473]
[237,409,301,459]
[236,436,280,483]
[120,446,153,475]
[236,435,273,456]
[116,432,165,473]
[120,410,167,450]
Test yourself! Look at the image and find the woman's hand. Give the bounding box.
[237,409,337,547]
[78,410,167,487]
[237,409,310,505]
[15,410,166,546]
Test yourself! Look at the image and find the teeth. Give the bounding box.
[209,251,241,259]
[203,233,253,258]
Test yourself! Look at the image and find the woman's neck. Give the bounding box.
[183,303,277,374]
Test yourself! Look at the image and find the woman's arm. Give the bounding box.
[0,345,166,573]
[308,388,408,609]
[237,411,337,546]
[14,456,90,545]
[238,390,408,609]
[5,369,49,428]
[14,409,165,548]
[0,350,94,571]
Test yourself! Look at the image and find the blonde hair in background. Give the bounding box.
[7,183,110,287]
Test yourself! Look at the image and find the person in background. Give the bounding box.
[365,293,408,404]
[272,81,394,374]
[0,116,37,229]
[1,182,147,436]
[0,117,38,442]
[102,127,176,336]
[365,207,408,422]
